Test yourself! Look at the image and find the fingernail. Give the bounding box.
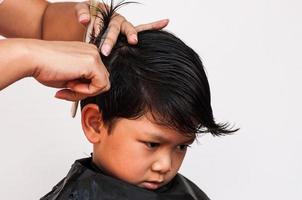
[101,44,111,56]
[54,93,63,99]
[131,34,138,42]
[79,14,89,23]
[0,0,4,4]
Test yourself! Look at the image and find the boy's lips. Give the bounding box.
[141,181,163,190]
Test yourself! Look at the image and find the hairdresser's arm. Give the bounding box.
[42,2,169,55]
[0,38,109,101]
[0,0,169,54]
[0,0,47,38]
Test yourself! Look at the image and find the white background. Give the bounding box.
[1,0,301,199]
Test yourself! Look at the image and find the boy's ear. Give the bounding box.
[81,104,104,144]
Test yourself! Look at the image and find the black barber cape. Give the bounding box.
[41,157,210,200]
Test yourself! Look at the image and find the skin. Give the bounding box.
[0,0,169,101]
[0,0,169,47]
[82,104,195,190]
[0,38,110,100]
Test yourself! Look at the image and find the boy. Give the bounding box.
[41,3,237,200]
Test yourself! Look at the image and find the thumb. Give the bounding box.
[55,89,88,101]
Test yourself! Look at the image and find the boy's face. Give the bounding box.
[90,113,195,190]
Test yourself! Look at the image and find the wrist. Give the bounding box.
[0,38,37,89]
[13,39,38,77]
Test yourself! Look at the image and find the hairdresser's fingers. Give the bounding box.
[55,73,110,102]
[66,72,110,95]
[75,2,90,25]
[120,20,138,45]
[55,89,89,101]
[135,19,169,32]
[100,14,128,56]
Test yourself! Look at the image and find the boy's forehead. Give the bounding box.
[123,114,195,143]
[146,113,196,139]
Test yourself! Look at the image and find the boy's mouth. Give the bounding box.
[140,181,163,190]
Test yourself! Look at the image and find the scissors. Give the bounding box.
[71,0,108,118]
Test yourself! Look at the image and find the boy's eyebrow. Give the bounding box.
[143,131,195,144]
[143,131,167,141]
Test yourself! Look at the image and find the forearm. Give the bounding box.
[0,0,48,38]
[0,0,85,41]
[0,39,34,90]
[42,2,85,41]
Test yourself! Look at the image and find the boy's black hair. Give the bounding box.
[81,1,238,137]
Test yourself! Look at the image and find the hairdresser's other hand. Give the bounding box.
[29,39,109,101]
[75,2,169,56]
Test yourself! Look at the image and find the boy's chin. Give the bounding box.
[138,181,165,190]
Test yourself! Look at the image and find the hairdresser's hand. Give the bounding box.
[29,39,109,101]
[75,2,169,56]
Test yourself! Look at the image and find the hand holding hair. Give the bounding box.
[0,39,109,101]
[74,1,169,56]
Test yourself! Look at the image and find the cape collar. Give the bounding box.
[41,157,209,200]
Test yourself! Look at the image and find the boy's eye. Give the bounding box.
[145,142,160,149]
[177,144,191,151]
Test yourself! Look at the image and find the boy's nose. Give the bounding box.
[151,154,172,174]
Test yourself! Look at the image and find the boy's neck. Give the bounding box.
[91,153,109,175]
